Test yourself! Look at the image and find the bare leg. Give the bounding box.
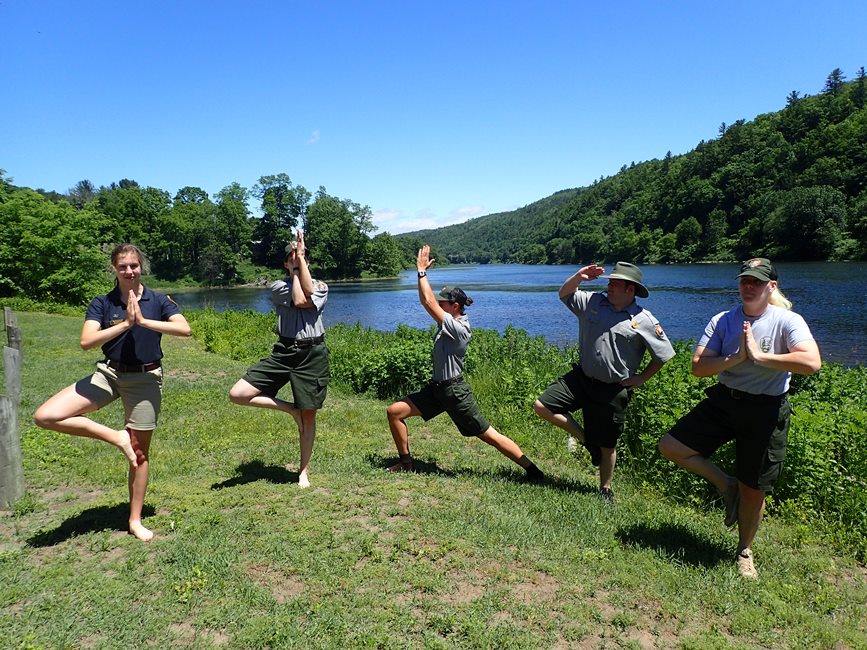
[386,399,421,471]
[127,428,154,541]
[229,379,302,428]
[658,433,732,494]
[737,483,766,551]
[599,447,616,489]
[297,409,316,489]
[477,427,526,464]
[533,400,585,441]
[34,384,138,466]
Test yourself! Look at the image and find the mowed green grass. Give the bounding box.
[1,313,864,649]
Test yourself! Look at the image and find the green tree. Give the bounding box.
[251,174,310,268]
[765,186,847,259]
[823,68,846,95]
[364,232,404,277]
[0,188,111,303]
[305,188,374,279]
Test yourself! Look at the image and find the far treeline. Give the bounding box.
[0,172,428,305]
[405,68,867,265]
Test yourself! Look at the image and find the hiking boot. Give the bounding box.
[599,487,615,504]
[723,480,740,527]
[736,548,758,579]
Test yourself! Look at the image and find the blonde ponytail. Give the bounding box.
[769,286,792,310]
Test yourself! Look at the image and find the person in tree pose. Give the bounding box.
[34,244,191,541]
[659,258,820,578]
[385,245,544,481]
[229,230,329,489]
[534,262,675,502]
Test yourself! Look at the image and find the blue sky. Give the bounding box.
[2,1,865,234]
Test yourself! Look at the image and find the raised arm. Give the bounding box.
[558,264,605,300]
[417,245,448,324]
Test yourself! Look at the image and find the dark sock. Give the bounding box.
[525,463,544,479]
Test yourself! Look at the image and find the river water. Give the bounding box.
[170,262,867,365]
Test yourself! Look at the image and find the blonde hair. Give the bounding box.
[769,285,792,310]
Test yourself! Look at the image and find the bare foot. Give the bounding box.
[386,461,414,473]
[298,470,311,489]
[129,520,154,542]
[114,428,138,467]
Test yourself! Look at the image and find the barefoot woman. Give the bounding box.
[34,244,191,541]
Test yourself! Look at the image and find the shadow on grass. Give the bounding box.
[211,460,299,489]
[365,453,457,477]
[458,466,600,495]
[616,522,730,568]
[27,503,156,547]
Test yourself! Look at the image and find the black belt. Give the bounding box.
[723,386,786,401]
[105,359,161,373]
[279,334,325,348]
[431,375,464,387]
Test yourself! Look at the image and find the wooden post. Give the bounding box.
[1,307,24,508]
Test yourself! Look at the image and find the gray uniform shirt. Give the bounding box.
[432,313,470,381]
[699,305,814,396]
[564,290,675,383]
[271,277,328,339]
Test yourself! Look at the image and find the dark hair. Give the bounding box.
[440,287,473,308]
[110,243,149,274]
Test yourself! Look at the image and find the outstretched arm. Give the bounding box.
[558,264,604,300]
[417,245,448,324]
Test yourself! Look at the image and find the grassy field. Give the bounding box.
[1,312,865,649]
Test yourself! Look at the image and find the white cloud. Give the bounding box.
[372,205,488,235]
[306,129,320,145]
[447,205,484,223]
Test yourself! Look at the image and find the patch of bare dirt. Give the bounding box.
[246,562,305,603]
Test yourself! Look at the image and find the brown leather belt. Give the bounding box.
[105,359,161,373]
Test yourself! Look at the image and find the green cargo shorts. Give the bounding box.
[243,340,330,410]
[407,378,490,437]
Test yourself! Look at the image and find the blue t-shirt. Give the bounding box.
[698,304,814,396]
[85,286,181,364]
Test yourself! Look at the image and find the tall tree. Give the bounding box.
[823,68,846,95]
[251,174,311,268]
[305,187,374,278]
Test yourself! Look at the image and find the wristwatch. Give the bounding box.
[417,271,426,278]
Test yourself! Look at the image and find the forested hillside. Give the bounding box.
[404,68,867,264]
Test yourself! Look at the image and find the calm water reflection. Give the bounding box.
[171,263,867,365]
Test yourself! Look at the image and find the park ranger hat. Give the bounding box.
[600,262,649,298]
[737,258,777,282]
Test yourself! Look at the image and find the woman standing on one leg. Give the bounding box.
[229,230,329,489]
[658,258,821,578]
[385,245,544,481]
[34,244,191,541]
